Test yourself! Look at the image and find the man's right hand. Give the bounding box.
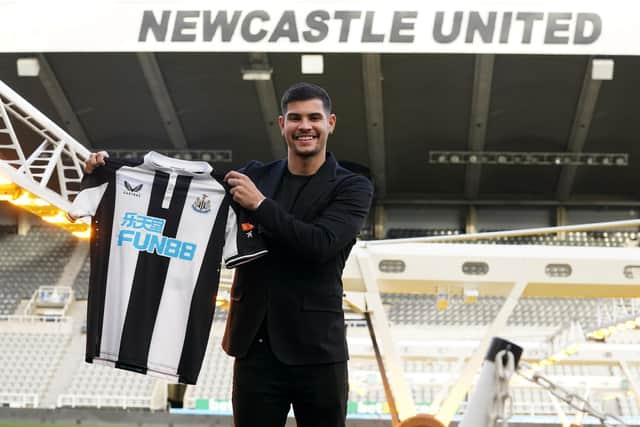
[84,151,109,174]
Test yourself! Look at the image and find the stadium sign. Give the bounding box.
[0,0,639,55]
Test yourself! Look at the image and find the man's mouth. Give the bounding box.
[294,135,317,142]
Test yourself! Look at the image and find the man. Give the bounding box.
[84,82,373,426]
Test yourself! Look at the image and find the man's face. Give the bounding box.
[278,98,336,159]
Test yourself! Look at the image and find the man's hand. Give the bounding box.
[224,171,266,211]
[84,151,109,174]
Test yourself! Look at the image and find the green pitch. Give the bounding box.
[0,424,111,427]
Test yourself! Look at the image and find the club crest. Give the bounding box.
[192,194,211,214]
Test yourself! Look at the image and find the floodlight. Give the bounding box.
[241,67,273,81]
[16,57,40,77]
[301,54,324,74]
[592,58,614,80]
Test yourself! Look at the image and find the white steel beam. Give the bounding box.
[344,233,640,298]
[356,252,416,422]
[0,85,30,174]
[619,361,640,410]
[0,79,89,210]
[436,280,527,425]
[548,394,570,426]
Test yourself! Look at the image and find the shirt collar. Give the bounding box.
[142,151,213,176]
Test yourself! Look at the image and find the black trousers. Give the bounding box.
[232,336,348,427]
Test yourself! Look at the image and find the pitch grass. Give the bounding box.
[0,424,114,427]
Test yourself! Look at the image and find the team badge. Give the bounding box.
[192,194,211,214]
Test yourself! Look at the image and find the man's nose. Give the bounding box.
[299,118,312,130]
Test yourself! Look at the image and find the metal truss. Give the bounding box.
[344,226,640,426]
[0,80,90,211]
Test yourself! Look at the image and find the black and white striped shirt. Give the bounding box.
[70,151,267,384]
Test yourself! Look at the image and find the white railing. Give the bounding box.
[57,394,153,409]
[0,392,38,408]
[510,401,574,416]
[0,314,72,333]
[0,314,71,323]
[457,395,609,417]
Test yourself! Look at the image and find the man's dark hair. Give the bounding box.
[280,82,332,115]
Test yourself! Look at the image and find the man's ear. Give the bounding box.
[328,113,336,134]
[278,115,285,135]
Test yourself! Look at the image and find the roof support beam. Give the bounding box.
[382,198,640,207]
[464,54,494,200]
[361,54,387,198]
[137,53,187,149]
[465,205,478,234]
[373,203,385,239]
[37,54,92,148]
[249,53,285,160]
[556,59,602,201]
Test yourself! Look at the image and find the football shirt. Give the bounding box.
[69,151,266,383]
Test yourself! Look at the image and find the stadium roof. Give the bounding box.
[2,52,639,206]
[1,2,640,207]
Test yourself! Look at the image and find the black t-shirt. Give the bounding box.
[274,169,313,212]
[255,169,313,343]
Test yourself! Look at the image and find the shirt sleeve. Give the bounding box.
[67,166,110,220]
[222,200,268,268]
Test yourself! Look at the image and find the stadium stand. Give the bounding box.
[185,332,449,411]
[381,294,612,328]
[1,224,638,420]
[386,229,463,239]
[0,329,71,407]
[183,327,234,409]
[0,225,77,314]
[71,256,90,300]
[0,273,638,420]
[385,229,640,248]
[0,289,20,316]
[57,342,159,410]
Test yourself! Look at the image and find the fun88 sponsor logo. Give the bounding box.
[117,211,197,261]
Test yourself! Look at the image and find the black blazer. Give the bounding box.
[221,153,373,365]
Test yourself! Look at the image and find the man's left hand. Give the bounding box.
[224,171,266,211]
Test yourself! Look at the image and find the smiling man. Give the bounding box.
[223,82,373,427]
[81,82,373,426]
